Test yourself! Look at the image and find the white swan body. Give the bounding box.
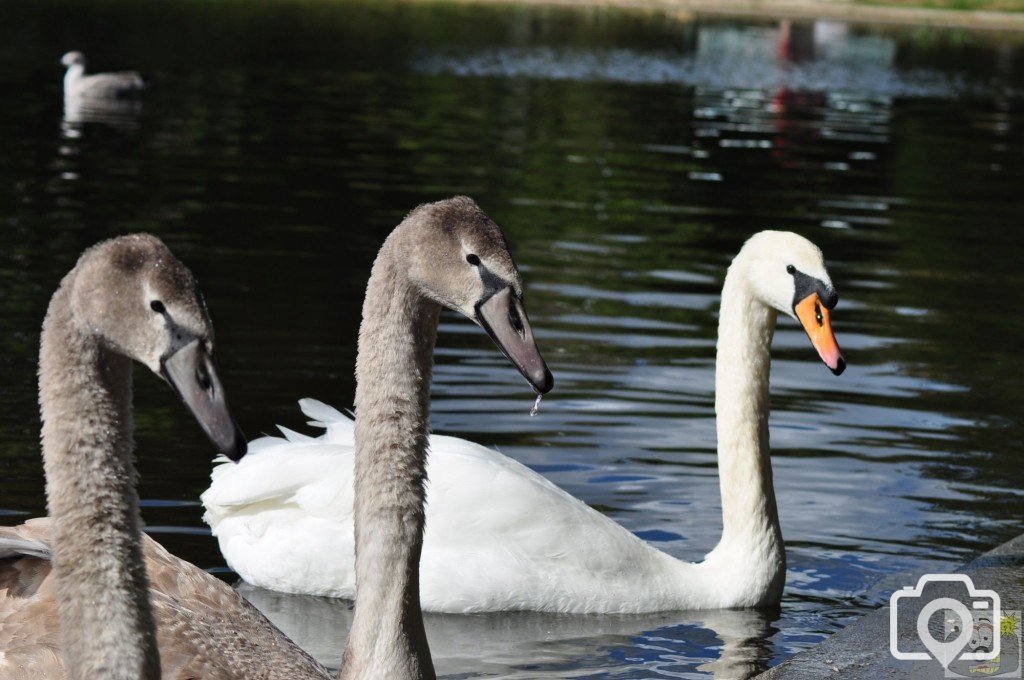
[206,400,776,613]
[61,51,145,101]
[204,230,845,615]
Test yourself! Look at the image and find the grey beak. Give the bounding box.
[475,287,554,395]
[160,339,247,461]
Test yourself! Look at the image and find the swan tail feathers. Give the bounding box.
[246,435,289,452]
[203,443,353,516]
[277,425,315,443]
[298,398,346,424]
[298,398,354,444]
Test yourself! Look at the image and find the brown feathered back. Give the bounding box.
[0,519,329,679]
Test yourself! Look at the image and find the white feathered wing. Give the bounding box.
[202,399,693,614]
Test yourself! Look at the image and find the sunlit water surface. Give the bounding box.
[1,3,1022,678]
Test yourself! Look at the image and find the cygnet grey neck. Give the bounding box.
[38,272,160,680]
[341,237,437,680]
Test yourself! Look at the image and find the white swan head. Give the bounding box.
[61,51,85,68]
[734,230,845,375]
[396,195,553,394]
[68,233,247,459]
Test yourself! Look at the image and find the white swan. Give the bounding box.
[204,230,845,614]
[61,51,145,101]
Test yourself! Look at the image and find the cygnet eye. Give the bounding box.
[466,254,481,266]
[150,300,166,314]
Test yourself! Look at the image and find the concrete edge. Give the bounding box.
[758,532,1024,679]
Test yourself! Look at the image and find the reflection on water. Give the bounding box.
[419,20,1002,97]
[63,93,142,130]
[1,2,1022,678]
[240,583,777,679]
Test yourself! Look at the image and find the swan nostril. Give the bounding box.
[509,307,524,336]
[815,303,823,325]
[196,364,212,392]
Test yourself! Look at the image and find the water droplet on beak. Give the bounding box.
[529,393,543,417]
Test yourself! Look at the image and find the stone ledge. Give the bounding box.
[759,533,1024,679]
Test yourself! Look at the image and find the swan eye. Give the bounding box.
[466,254,481,266]
[786,265,796,275]
[150,300,166,314]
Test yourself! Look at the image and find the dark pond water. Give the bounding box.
[1,1,1023,677]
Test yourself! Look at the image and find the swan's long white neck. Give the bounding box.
[340,238,437,680]
[700,260,786,603]
[39,278,160,680]
[63,64,84,93]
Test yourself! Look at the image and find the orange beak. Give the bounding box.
[794,293,846,375]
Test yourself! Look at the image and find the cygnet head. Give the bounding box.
[395,196,553,394]
[69,233,247,459]
[733,230,845,375]
[61,51,85,68]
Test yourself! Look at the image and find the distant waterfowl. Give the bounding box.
[205,230,844,614]
[61,51,145,100]
[0,234,326,679]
